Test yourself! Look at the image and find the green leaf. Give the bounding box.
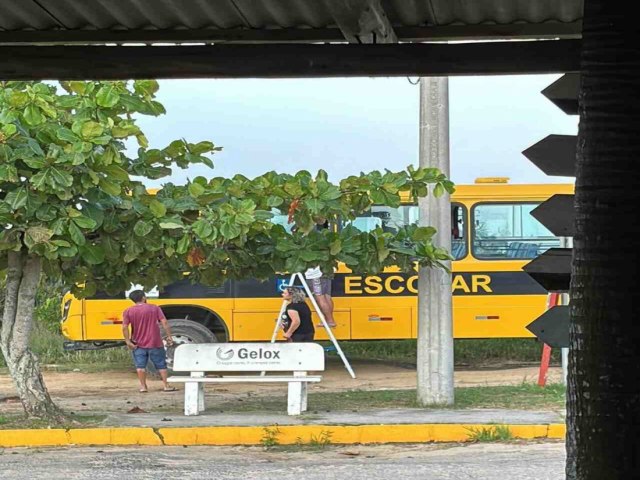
[134,220,153,237]
[413,226,437,241]
[98,178,121,196]
[80,244,106,265]
[5,188,28,210]
[267,196,284,207]
[136,133,149,148]
[176,235,190,254]
[27,138,44,156]
[66,81,88,95]
[23,157,47,169]
[134,80,159,96]
[100,164,129,182]
[0,164,18,182]
[149,199,167,218]
[434,183,445,198]
[96,85,120,108]
[68,221,86,246]
[1,123,17,137]
[72,215,98,230]
[220,221,241,239]
[192,219,213,239]
[82,203,105,228]
[56,127,80,143]
[32,166,73,190]
[159,221,184,230]
[35,204,58,221]
[190,141,214,155]
[7,90,29,107]
[188,182,205,197]
[0,144,12,162]
[81,121,104,139]
[23,104,44,126]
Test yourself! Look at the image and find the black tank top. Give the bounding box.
[282,301,314,335]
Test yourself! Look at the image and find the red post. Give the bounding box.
[537,292,559,386]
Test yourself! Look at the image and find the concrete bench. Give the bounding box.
[167,342,324,416]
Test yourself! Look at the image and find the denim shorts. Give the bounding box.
[132,347,167,370]
[310,277,332,296]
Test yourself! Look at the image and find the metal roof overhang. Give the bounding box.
[0,0,583,79]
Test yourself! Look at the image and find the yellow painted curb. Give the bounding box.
[0,423,566,448]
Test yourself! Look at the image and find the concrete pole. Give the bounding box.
[417,77,454,405]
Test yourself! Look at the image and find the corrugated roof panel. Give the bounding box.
[231,0,335,29]
[428,0,582,26]
[33,0,248,30]
[0,0,583,41]
[0,0,61,30]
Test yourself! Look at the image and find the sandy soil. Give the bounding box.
[0,359,562,415]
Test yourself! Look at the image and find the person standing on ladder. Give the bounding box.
[305,218,337,328]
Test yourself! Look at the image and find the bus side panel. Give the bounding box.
[232,300,351,341]
[84,299,132,341]
[348,297,412,340]
[452,295,544,338]
[83,298,234,341]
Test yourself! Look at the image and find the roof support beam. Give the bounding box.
[0,23,582,46]
[0,40,581,80]
[326,0,397,44]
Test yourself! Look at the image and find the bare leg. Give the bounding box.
[158,369,169,388]
[315,294,336,327]
[136,369,148,392]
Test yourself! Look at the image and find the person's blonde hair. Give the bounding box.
[287,287,306,303]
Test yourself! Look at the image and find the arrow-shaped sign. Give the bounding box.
[541,73,580,115]
[523,247,572,291]
[522,134,577,177]
[530,194,575,237]
[526,305,569,348]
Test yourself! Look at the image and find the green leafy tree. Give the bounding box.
[0,80,453,422]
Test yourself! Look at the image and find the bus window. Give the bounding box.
[472,203,560,259]
[451,204,467,260]
[270,208,295,233]
[345,204,468,260]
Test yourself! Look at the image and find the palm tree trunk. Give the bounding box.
[0,250,65,422]
[568,1,640,478]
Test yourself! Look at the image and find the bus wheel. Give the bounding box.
[163,319,218,372]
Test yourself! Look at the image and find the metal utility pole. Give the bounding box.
[417,77,454,405]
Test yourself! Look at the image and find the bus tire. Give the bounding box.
[152,319,218,373]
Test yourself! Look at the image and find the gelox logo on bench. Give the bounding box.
[215,346,281,361]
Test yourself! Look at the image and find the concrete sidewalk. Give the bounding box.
[103,407,564,428]
[0,408,566,448]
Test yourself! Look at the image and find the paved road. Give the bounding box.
[0,442,565,480]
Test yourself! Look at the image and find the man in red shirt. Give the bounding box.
[122,289,176,393]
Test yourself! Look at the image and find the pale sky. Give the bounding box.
[134,74,578,188]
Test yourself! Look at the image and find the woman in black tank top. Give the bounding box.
[280,287,315,342]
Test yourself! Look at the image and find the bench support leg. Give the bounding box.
[184,372,205,416]
[288,371,308,416]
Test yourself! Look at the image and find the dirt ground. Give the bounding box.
[0,359,562,415]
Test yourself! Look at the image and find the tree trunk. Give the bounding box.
[0,250,65,422]
[568,1,640,478]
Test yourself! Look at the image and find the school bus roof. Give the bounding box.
[397,182,574,203]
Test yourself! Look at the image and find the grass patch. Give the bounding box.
[466,424,513,442]
[0,325,131,369]
[213,384,565,414]
[333,338,561,366]
[0,413,107,430]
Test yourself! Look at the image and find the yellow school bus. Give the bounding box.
[61,178,573,351]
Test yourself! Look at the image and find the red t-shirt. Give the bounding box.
[122,303,166,348]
